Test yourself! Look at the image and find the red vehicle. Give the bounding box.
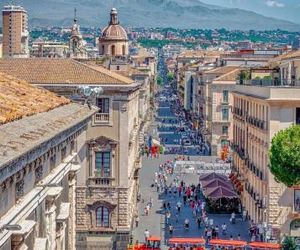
[168,237,205,250]
[248,242,281,250]
[209,239,247,249]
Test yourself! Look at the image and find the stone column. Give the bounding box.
[68,171,77,250]
[45,188,62,250]
[45,200,57,250]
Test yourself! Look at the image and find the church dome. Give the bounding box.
[100,8,128,41]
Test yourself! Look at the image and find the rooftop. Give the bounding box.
[0,102,96,170]
[213,68,243,82]
[205,66,239,75]
[0,59,134,85]
[268,50,300,64]
[233,84,300,101]
[178,50,224,58]
[0,73,70,124]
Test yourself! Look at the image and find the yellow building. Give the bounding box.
[232,63,300,239]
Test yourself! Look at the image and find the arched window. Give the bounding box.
[111,45,115,56]
[96,206,110,227]
[102,45,105,55]
[122,45,126,55]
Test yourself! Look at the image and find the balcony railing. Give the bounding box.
[88,177,115,186]
[239,79,300,87]
[246,116,265,130]
[94,113,109,123]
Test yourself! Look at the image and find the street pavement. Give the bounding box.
[132,85,251,247]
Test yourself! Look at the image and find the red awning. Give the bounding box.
[201,179,234,190]
[248,242,281,249]
[199,173,228,182]
[148,236,161,242]
[209,239,247,247]
[204,186,238,200]
[169,238,205,244]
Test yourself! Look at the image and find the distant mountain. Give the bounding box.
[2,0,300,31]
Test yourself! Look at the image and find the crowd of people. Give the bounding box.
[155,86,210,156]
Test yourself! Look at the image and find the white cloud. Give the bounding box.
[266,0,285,7]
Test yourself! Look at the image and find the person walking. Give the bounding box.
[222,223,227,235]
[177,200,182,214]
[197,216,201,229]
[144,229,150,244]
[135,216,139,228]
[169,224,174,235]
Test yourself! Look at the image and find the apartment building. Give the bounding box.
[232,54,300,240]
[2,5,29,58]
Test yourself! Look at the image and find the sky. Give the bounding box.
[201,0,300,24]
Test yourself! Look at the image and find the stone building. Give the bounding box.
[99,8,129,57]
[195,66,238,154]
[0,72,96,250]
[203,67,242,156]
[0,58,150,249]
[232,53,300,240]
[69,9,87,59]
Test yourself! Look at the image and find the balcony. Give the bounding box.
[247,116,265,130]
[88,177,116,187]
[94,113,109,124]
[232,144,245,160]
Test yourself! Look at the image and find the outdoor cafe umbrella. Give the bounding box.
[201,179,234,190]
[199,172,228,182]
[203,186,238,200]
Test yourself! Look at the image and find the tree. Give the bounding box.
[157,76,163,86]
[269,125,300,187]
[167,72,174,82]
[282,236,297,250]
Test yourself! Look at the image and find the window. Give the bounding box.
[96,206,110,227]
[122,45,126,55]
[222,108,229,121]
[116,65,120,70]
[223,90,229,103]
[111,45,115,56]
[222,126,228,135]
[95,152,111,177]
[97,98,109,114]
[296,108,300,125]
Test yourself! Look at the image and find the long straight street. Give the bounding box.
[132,55,251,247]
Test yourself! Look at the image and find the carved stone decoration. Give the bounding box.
[1,182,6,192]
[16,179,25,200]
[35,165,43,183]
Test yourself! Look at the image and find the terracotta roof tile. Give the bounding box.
[0,58,134,85]
[0,72,70,124]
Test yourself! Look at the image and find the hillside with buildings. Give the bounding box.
[2,0,300,30]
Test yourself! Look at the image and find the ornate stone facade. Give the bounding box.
[0,83,96,250]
